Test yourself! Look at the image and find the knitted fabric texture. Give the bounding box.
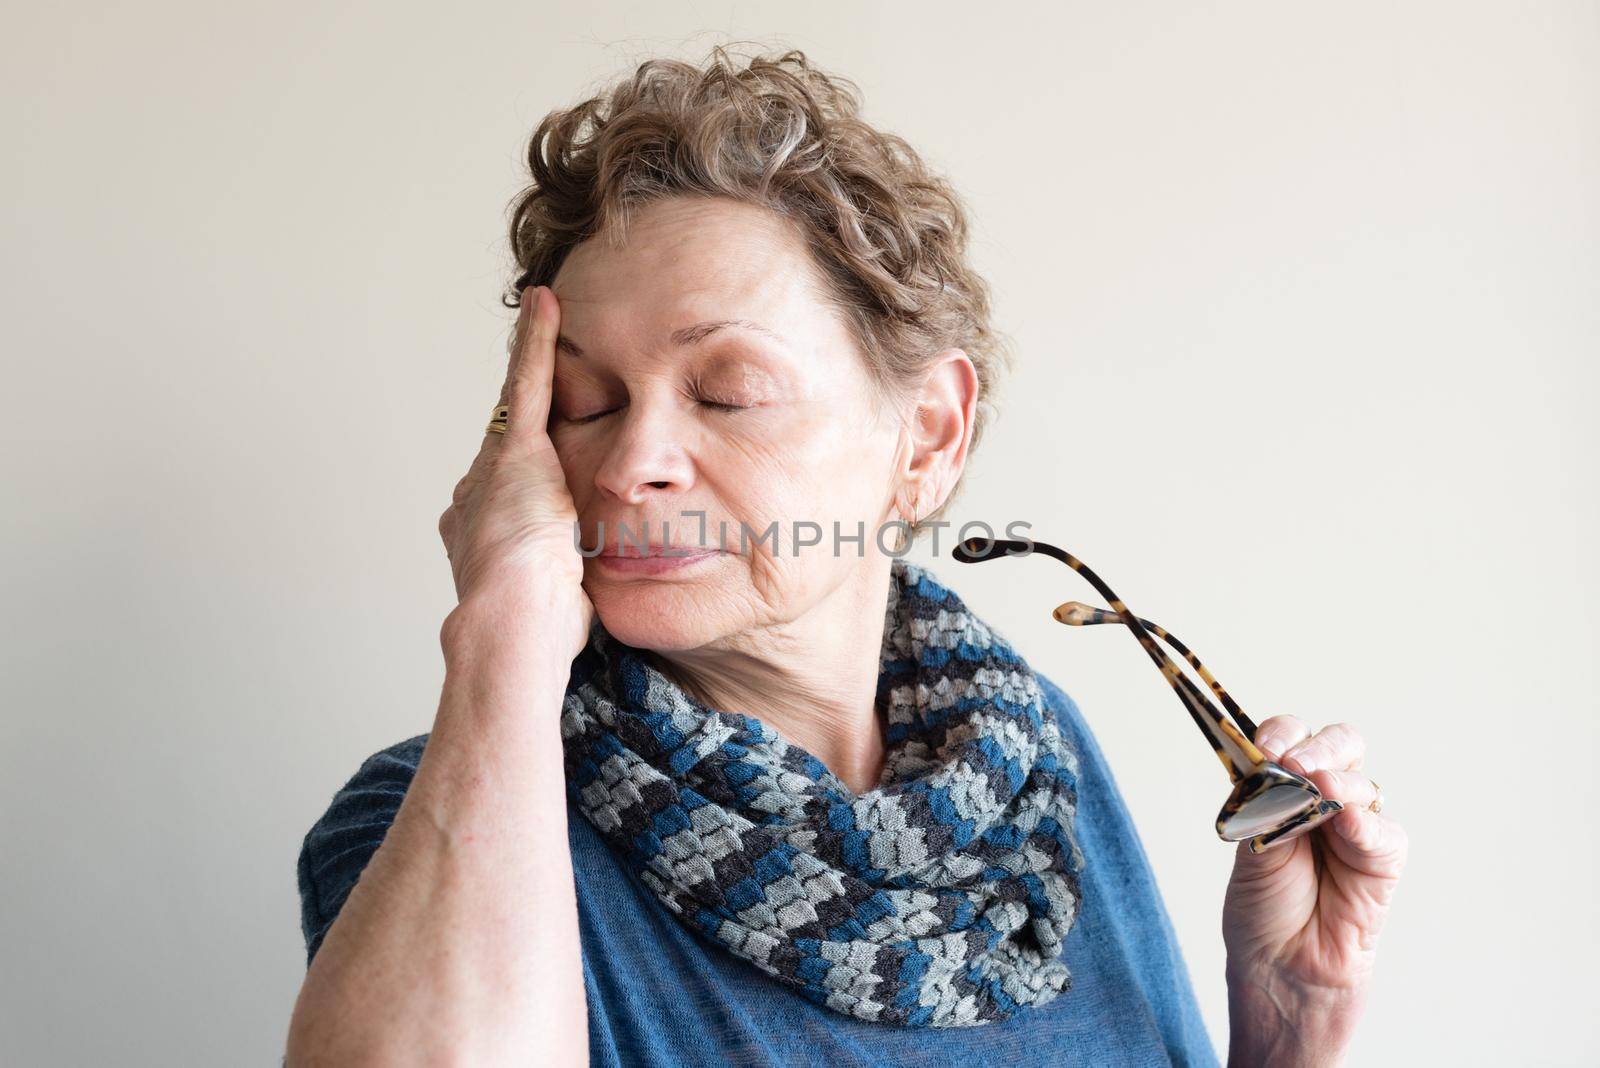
[559,558,1086,1028]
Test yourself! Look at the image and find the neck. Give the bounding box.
[650,561,894,797]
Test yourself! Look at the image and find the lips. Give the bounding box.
[582,518,733,559]
[591,539,728,576]
[598,544,724,559]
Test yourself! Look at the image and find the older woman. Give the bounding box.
[286,48,1405,1066]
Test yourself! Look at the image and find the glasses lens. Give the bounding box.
[1217,761,1332,843]
[1220,782,1319,839]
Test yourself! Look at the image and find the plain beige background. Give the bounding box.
[4,2,1596,1064]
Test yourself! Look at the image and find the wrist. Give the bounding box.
[436,589,585,731]
[442,584,588,667]
[407,586,590,846]
[1226,962,1367,1068]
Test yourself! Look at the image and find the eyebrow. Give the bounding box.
[555,319,790,360]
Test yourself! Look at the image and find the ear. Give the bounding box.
[894,348,979,520]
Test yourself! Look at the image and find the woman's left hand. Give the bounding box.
[1221,716,1408,1068]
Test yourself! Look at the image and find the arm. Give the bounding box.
[285,590,588,1066]
[286,284,595,1065]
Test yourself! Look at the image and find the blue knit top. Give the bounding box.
[297,675,1219,1067]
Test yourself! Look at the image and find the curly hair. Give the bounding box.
[501,44,1014,530]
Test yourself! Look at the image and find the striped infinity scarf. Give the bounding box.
[558,558,1086,1028]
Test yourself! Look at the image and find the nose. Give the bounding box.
[590,402,695,506]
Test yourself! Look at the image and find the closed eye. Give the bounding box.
[567,406,622,425]
[565,398,750,423]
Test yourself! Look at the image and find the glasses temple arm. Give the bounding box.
[1053,601,1258,739]
[954,537,1267,779]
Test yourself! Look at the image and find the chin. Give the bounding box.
[583,569,739,652]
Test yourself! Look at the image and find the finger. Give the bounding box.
[451,439,495,518]
[1324,806,1408,882]
[1252,714,1310,761]
[1230,829,1308,878]
[505,284,559,445]
[1281,721,1365,776]
[451,471,474,506]
[450,289,530,525]
[505,284,535,386]
[1307,768,1379,810]
[484,287,535,447]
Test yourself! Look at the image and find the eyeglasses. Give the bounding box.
[952,535,1342,852]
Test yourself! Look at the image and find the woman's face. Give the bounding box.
[547,195,913,652]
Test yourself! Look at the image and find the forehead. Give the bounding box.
[549,197,842,352]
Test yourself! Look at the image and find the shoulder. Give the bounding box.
[1030,670,1154,880]
[1033,672,1112,788]
[296,733,430,965]
[1032,671,1221,1065]
[304,732,431,841]
[1034,673,1085,737]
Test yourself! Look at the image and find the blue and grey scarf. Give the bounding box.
[559,557,1085,1028]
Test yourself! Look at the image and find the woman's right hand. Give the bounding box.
[437,284,594,660]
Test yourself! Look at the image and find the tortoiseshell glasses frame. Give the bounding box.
[952,535,1343,853]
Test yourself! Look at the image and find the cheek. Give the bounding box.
[700,431,798,524]
[550,433,602,506]
[707,412,895,527]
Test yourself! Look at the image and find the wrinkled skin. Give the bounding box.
[544,196,938,656]
[1223,717,1409,1067]
[443,194,974,794]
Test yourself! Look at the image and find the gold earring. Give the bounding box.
[897,498,921,553]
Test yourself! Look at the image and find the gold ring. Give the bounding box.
[486,403,509,435]
[1367,779,1383,814]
